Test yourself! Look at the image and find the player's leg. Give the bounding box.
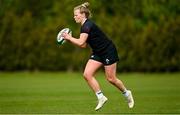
[83,59,108,111]
[104,63,126,91]
[104,63,134,108]
[83,59,102,92]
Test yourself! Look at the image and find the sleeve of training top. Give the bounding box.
[80,21,92,34]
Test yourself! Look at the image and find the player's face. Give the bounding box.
[74,9,84,23]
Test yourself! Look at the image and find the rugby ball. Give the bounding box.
[57,28,72,45]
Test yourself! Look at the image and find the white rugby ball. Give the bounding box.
[57,28,72,45]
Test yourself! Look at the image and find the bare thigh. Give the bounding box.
[84,59,103,77]
[104,63,117,78]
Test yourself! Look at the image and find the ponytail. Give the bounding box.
[74,2,92,18]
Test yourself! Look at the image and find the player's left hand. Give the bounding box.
[62,32,71,40]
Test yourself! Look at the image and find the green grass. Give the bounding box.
[0,72,179,114]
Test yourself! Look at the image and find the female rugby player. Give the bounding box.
[62,2,134,111]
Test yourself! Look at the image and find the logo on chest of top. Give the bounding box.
[84,26,90,33]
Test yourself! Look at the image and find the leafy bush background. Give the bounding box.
[0,0,179,72]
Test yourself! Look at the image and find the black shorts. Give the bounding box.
[90,44,119,65]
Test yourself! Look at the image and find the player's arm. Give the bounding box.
[63,33,88,48]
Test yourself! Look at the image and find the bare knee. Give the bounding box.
[83,71,93,81]
[106,75,117,84]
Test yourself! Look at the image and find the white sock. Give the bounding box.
[122,89,129,97]
[95,91,104,100]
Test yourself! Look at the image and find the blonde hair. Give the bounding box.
[74,2,92,18]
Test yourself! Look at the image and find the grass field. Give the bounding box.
[0,72,179,114]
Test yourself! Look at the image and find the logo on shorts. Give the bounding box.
[91,55,94,58]
[106,59,110,64]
